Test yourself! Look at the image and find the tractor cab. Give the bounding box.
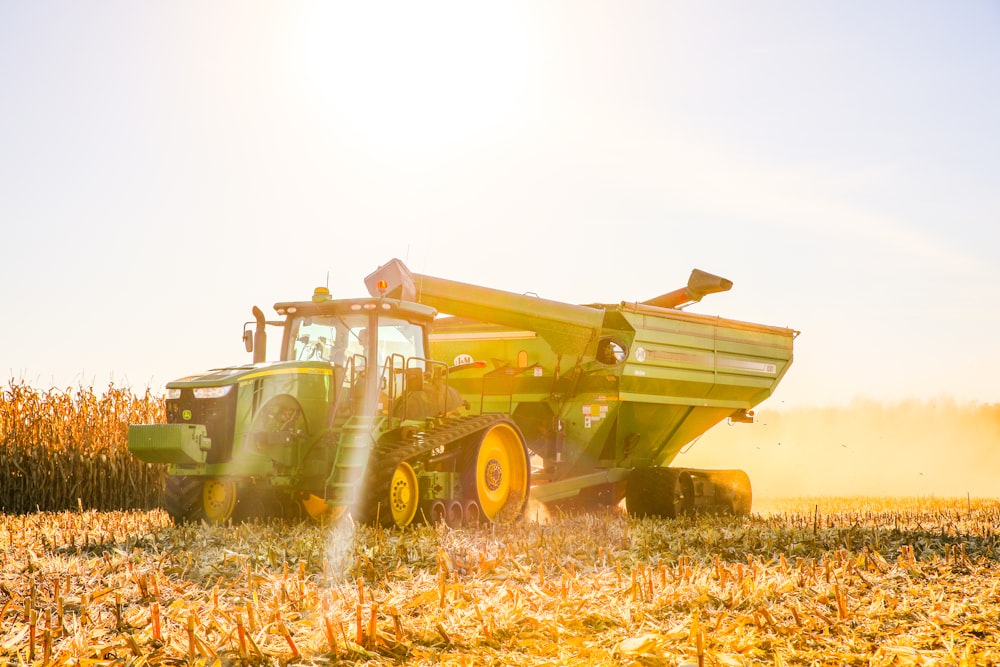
[270,289,458,423]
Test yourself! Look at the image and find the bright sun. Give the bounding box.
[298,3,533,156]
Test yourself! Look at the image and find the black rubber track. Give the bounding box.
[354,414,518,527]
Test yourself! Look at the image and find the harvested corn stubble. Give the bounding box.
[2,497,1000,665]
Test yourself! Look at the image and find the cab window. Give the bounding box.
[288,314,366,365]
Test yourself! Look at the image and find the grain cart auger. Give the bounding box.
[366,258,797,518]
[127,284,530,527]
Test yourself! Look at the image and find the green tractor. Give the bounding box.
[129,259,795,525]
[129,285,530,526]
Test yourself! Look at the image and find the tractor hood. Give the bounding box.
[166,361,334,389]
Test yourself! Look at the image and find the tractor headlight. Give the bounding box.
[192,385,234,399]
[165,388,182,400]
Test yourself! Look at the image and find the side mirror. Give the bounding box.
[242,329,253,353]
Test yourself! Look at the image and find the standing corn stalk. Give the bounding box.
[0,381,166,512]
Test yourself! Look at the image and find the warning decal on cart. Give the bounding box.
[582,404,609,428]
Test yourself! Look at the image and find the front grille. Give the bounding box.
[166,389,238,463]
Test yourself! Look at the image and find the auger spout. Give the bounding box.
[642,269,733,309]
[366,258,605,357]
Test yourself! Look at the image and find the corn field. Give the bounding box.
[2,498,1000,665]
[0,382,165,513]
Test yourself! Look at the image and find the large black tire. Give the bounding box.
[624,468,656,518]
[164,476,289,524]
[164,476,206,524]
[625,468,693,519]
[548,482,625,515]
[710,469,752,516]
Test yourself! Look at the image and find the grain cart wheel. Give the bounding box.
[730,473,752,516]
[626,468,693,519]
[665,469,696,518]
[388,461,420,527]
[464,420,530,523]
[711,469,752,516]
[625,468,657,518]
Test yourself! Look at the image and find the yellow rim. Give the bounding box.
[389,461,420,526]
[475,423,528,520]
[202,479,237,524]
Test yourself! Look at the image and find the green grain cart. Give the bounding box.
[368,259,796,517]
[128,259,795,525]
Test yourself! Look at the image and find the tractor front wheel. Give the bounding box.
[164,476,240,524]
[164,476,201,523]
[202,478,238,524]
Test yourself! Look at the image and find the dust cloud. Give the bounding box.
[672,398,1000,499]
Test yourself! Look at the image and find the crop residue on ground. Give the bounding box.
[2,497,1000,665]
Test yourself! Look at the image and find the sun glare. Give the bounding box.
[298,3,533,156]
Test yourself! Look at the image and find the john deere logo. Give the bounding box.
[182,409,193,421]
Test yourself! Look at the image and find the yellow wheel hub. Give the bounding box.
[202,479,237,524]
[475,423,528,521]
[389,461,420,526]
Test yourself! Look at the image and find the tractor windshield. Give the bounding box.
[288,314,366,365]
[287,314,426,372]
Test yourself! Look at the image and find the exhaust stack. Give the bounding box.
[252,306,267,364]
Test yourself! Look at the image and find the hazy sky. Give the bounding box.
[2,1,998,408]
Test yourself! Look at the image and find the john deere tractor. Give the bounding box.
[129,283,530,526]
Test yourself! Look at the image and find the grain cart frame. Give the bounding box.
[366,259,797,518]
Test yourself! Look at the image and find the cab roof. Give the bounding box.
[272,295,437,322]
